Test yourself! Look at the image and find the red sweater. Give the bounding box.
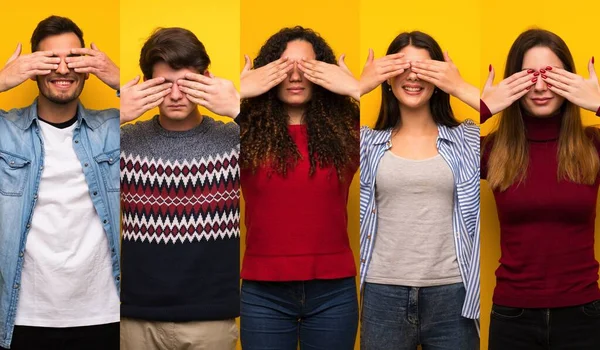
[240,124,358,281]
[481,102,600,308]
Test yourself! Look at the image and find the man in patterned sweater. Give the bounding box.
[119,28,241,350]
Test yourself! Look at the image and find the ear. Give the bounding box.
[203,70,211,78]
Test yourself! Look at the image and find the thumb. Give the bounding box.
[242,55,252,73]
[122,75,140,89]
[208,71,215,79]
[366,48,374,65]
[6,43,22,65]
[444,51,453,63]
[588,56,597,81]
[338,54,347,67]
[485,64,495,89]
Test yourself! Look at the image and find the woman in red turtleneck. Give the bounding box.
[480,29,600,350]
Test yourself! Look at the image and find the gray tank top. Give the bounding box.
[365,151,462,287]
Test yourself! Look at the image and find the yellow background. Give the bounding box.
[480,1,600,348]
[241,0,360,348]
[120,0,240,124]
[359,0,481,126]
[0,0,119,110]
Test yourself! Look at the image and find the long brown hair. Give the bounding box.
[239,26,359,180]
[485,29,599,191]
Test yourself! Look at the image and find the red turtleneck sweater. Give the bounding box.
[481,102,600,308]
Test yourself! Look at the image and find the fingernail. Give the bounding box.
[489,64,492,72]
[527,69,534,73]
[526,86,532,90]
[546,66,552,70]
[547,84,552,88]
[540,69,546,73]
[532,78,538,82]
[541,74,547,79]
[533,72,540,76]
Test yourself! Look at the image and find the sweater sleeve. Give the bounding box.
[596,106,600,117]
[480,99,493,123]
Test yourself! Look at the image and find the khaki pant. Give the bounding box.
[120,317,238,350]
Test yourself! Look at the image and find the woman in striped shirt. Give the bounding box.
[359,31,481,350]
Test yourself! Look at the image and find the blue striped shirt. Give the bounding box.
[359,120,481,320]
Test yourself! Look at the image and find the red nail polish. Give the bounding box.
[527,69,534,73]
[533,72,540,76]
[546,66,552,70]
[541,74,547,79]
[489,64,492,72]
[540,69,546,73]
[532,78,538,82]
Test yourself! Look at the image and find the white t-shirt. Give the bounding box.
[14,118,120,327]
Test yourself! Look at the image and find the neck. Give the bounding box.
[159,108,203,131]
[286,104,305,125]
[522,108,562,141]
[36,94,79,123]
[396,103,437,134]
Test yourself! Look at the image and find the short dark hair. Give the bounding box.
[139,27,211,80]
[31,16,84,52]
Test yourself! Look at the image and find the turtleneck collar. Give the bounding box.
[522,108,562,142]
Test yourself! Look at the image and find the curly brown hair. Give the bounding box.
[239,26,359,180]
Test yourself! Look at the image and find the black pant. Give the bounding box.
[1,323,119,350]
[489,300,600,350]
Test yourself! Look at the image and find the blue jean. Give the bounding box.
[240,277,358,350]
[488,300,600,350]
[361,282,479,350]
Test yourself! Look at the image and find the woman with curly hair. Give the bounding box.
[359,31,480,350]
[235,26,360,349]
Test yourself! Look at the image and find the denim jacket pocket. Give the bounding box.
[94,149,120,192]
[0,150,30,196]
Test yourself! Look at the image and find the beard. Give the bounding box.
[36,76,85,105]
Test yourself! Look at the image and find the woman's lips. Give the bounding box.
[531,97,553,106]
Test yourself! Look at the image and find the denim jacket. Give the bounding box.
[0,99,121,348]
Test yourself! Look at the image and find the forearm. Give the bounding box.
[453,81,480,112]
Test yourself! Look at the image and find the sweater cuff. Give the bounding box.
[480,99,492,123]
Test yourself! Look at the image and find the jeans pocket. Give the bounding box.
[491,304,525,319]
[0,151,30,196]
[581,300,600,317]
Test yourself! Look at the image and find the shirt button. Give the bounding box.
[367,235,371,240]
[371,208,376,214]
[84,163,89,167]
[103,220,108,224]
[75,140,79,143]
[109,158,113,162]
[26,224,31,228]
[40,166,44,170]
[116,276,120,281]
[33,194,38,199]
[14,283,19,289]
[19,251,24,257]
[10,161,15,165]
[361,259,366,263]
[93,191,98,196]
